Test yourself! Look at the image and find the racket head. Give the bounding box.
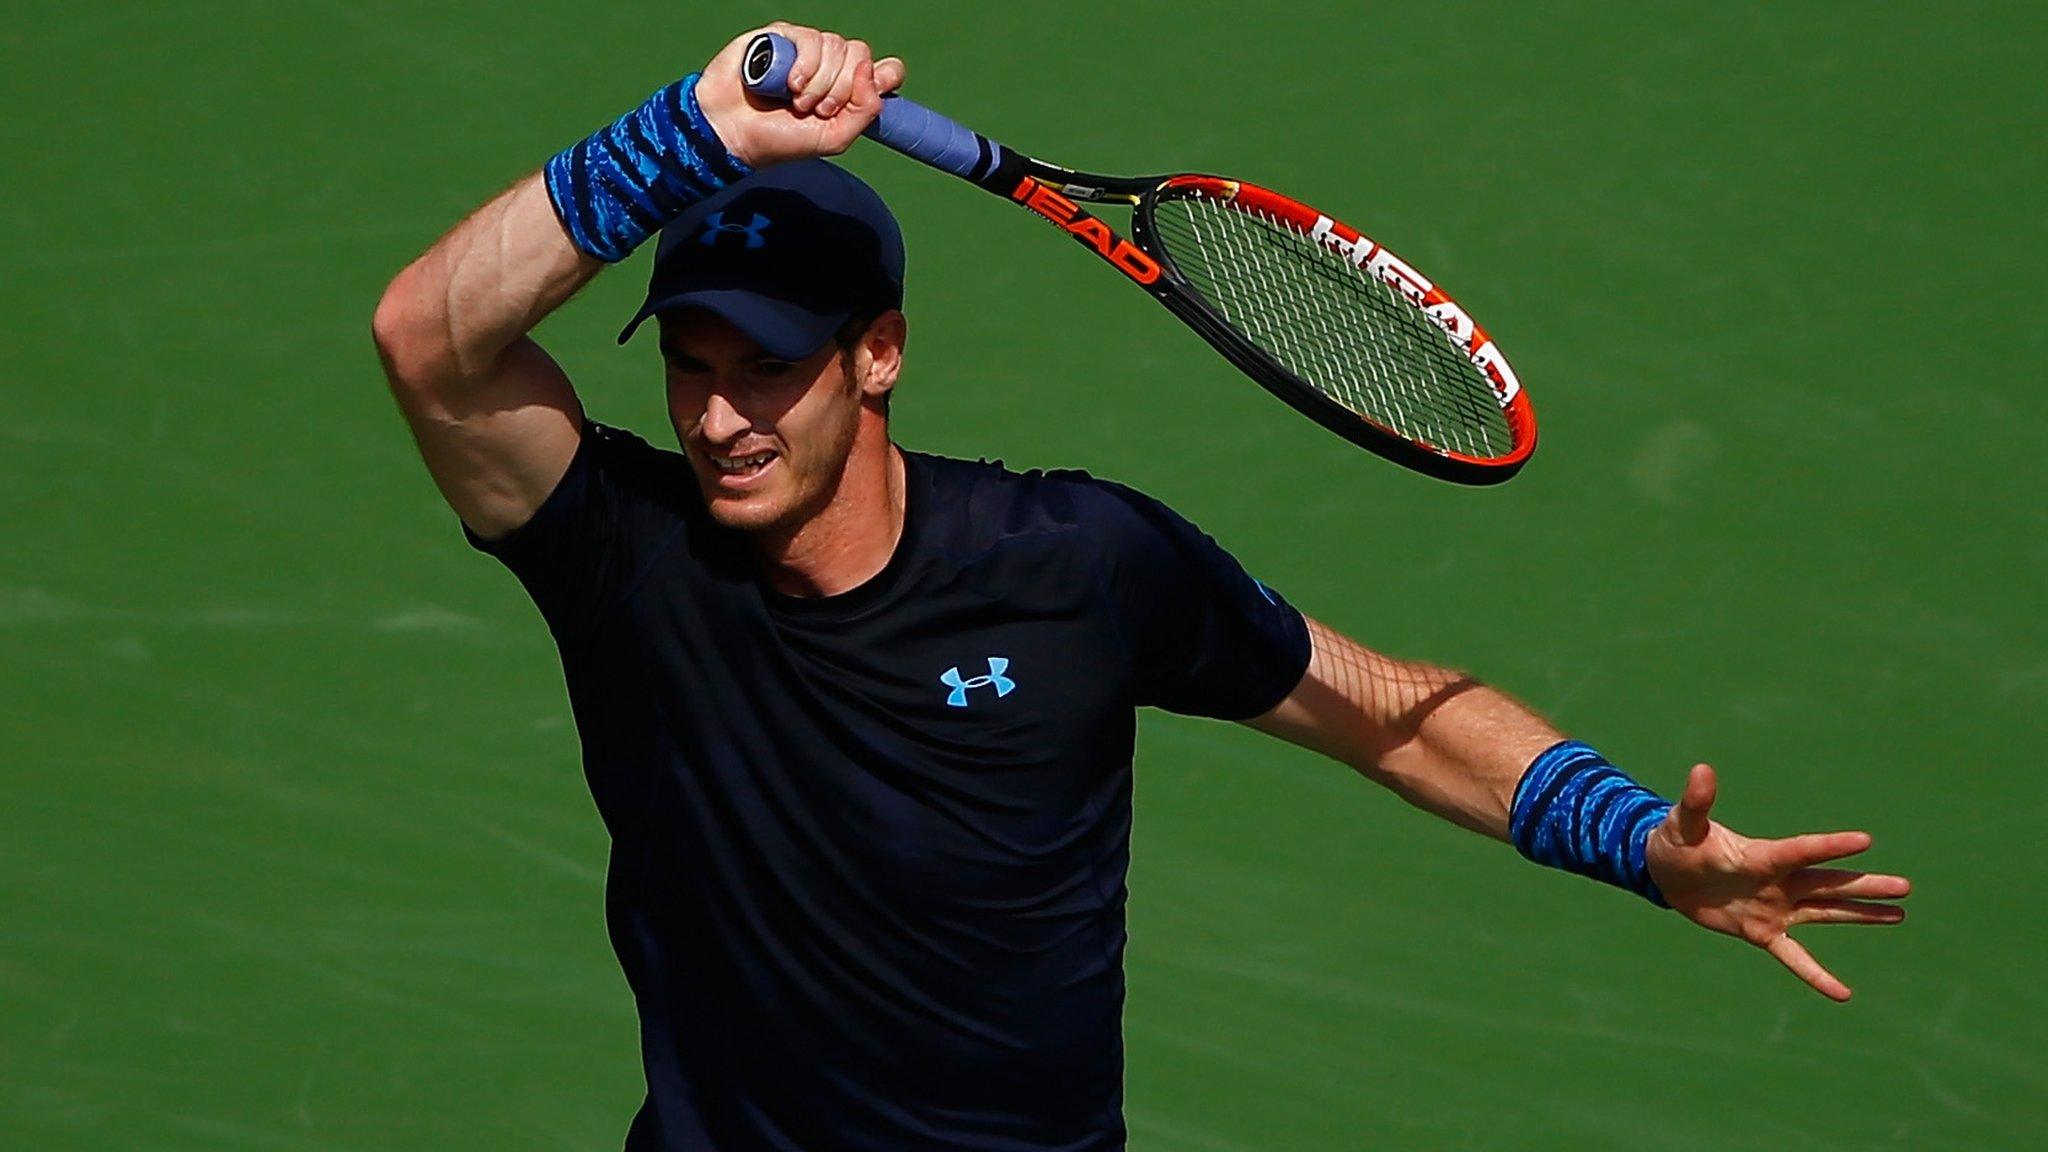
[1133,176,1536,484]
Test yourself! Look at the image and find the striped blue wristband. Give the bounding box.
[544,73,751,263]
[1509,740,1675,906]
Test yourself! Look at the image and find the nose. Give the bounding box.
[699,388,752,444]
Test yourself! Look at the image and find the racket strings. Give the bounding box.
[1178,203,1436,443]
[1169,199,1504,457]
[1150,195,1512,459]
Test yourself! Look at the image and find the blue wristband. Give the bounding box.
[544,73,752,263]
[1509,740,1675,906]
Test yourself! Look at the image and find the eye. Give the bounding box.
[750,359,797,379]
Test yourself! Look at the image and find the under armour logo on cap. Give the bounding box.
[699,211,771,249]
[940,657,1015,708]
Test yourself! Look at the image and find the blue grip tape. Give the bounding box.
[868,96,992,178]
[741,31,1004,180]
[743,32,802,98]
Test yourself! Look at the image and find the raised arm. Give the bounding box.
[370,23,903,539]
[372,174,593,539]
[1249,616,1910,1000]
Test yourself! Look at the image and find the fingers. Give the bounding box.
[1790,899,1907,927]
[848,57,879,112]
[1672,762,1716,846]
[822,57,881,154]
[1790,867,1912,901]
[1765,933,1852,1002]
[1767,829,1875,870]
[792,31,848,114]
[819,38,868,118]
[766,25,893,117]
[764,22,819,101]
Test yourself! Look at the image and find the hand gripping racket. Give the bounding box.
[743,32,1536,484]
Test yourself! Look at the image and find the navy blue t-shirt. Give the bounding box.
[471,422,1311,1152]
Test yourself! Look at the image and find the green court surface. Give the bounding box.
[4,2,2043,1148]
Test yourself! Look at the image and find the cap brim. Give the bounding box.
[617,288,847,361]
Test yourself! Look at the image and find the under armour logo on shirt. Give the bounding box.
[940,657,1015,708]
[699,211,771,249]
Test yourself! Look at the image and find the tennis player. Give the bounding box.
[372,23,1910,1152]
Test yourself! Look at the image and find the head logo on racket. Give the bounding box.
[743,31,1539,484]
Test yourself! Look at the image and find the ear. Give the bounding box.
[854,310,906,401]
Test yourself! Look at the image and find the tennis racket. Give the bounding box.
[743,32,1536,484]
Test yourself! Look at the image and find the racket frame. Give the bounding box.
[963,155,1536,484]
[741,32,1535,484]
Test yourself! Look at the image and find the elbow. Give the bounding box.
[371,262,455,391]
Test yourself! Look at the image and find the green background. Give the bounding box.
[4,2,2042,1148]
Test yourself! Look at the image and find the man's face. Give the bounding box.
[659,310,867,537]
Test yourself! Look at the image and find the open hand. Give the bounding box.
[695,23,907,169]
[1645,763,1910,1002]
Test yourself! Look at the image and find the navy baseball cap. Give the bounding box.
[617,159,905,360]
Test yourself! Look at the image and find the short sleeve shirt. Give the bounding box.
[471,422,1311,1152]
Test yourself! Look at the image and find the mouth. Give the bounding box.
[705,448,779,489]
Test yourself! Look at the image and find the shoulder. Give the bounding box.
[464,421,710,639]
[911,451,1196,565]
[581,421,696,506]
[565,419,719,540]
[913,451,1165,539]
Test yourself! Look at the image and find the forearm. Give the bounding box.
[1254,616,1676,904]
[376,57,751,388]
[374,172,598,386]
[1371,677,1565,841]
[1252,617,1560,839]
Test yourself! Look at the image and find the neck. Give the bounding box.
[756,429,906,598]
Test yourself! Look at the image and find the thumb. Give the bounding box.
[873,56,906,95]
[1672,762,1716,846]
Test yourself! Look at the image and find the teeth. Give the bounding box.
[711,451,775,474]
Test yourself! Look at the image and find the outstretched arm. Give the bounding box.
[1246,617,1562,839]
[1645,764,1908,1001]
[1247,616,1910,1000]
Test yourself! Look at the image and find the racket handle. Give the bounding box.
[741,31,1004,181]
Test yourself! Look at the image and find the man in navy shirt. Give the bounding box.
[373,22,1909,1151]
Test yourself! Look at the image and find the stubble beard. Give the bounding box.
[697,388,863,544]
